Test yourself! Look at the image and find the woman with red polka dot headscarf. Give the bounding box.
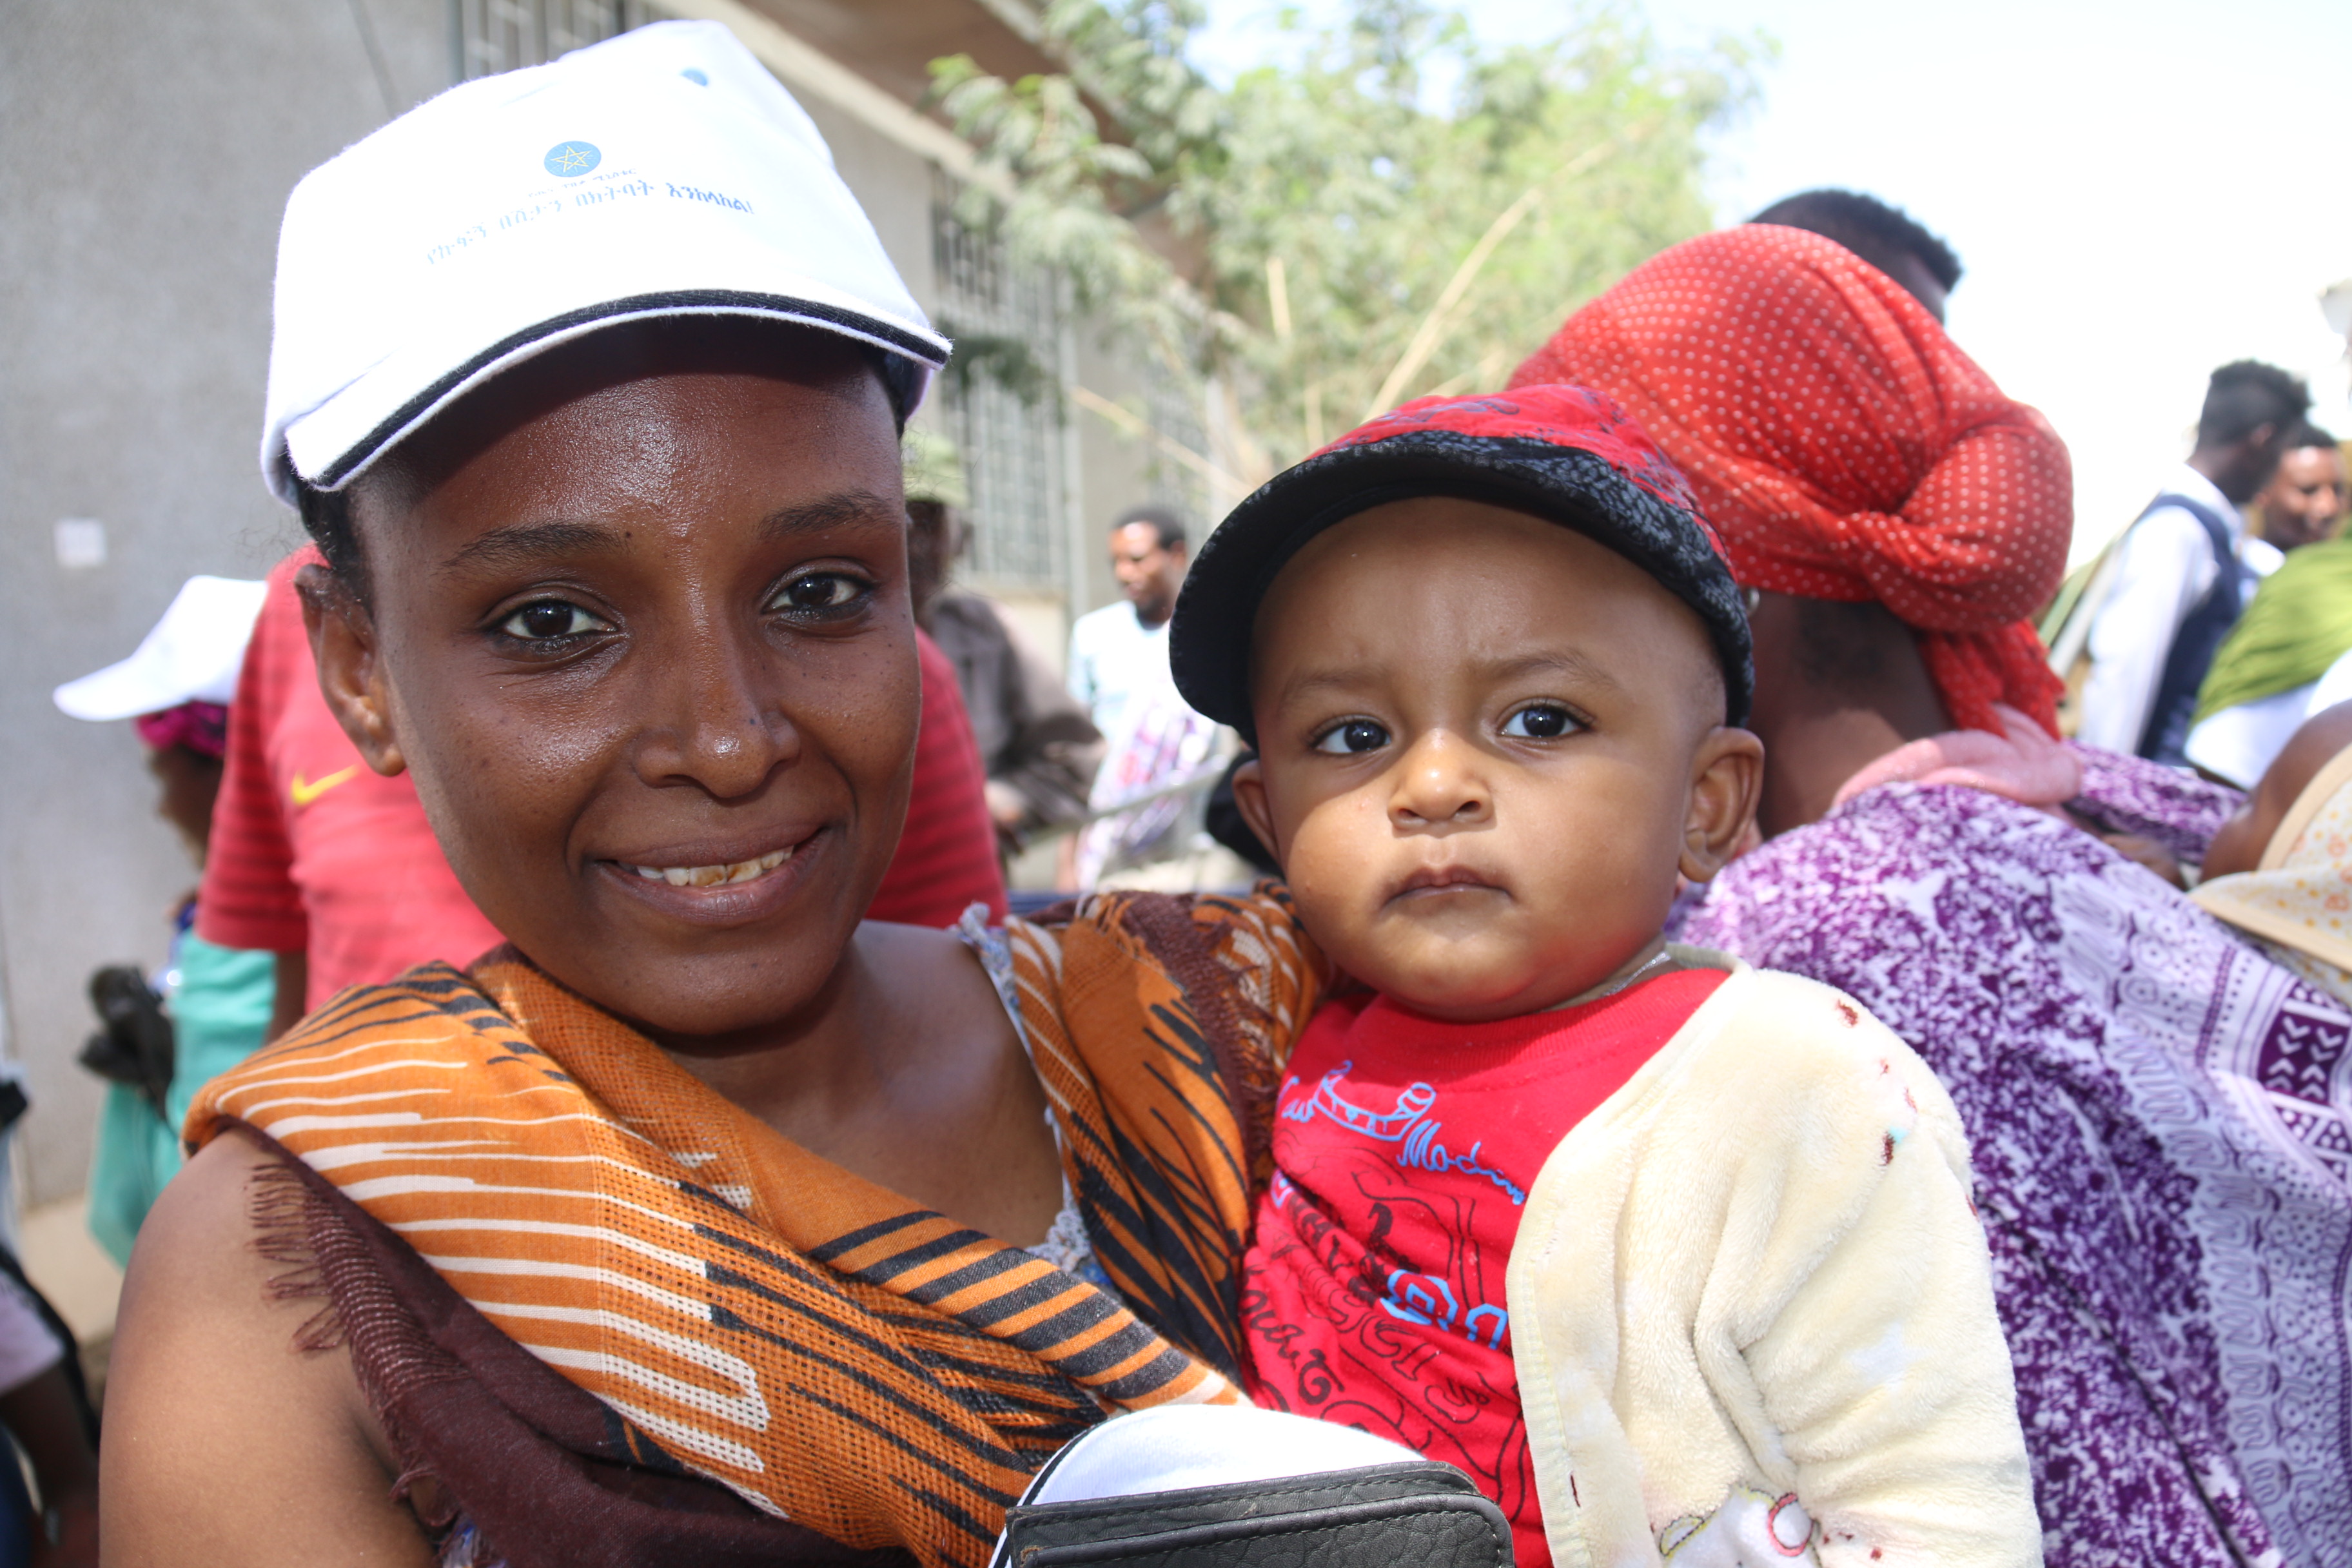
[1513,223,2072,836]
[1527,225,2352,1567]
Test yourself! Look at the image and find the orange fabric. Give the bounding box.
[1512,226,2072,736]
[1008,890,1321,1366]
[189,889,1322,1565]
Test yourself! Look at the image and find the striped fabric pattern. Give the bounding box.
[188,888,1321,1565]
[1007,889,1324,1377]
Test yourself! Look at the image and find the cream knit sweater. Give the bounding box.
[1506,950,2040,1567]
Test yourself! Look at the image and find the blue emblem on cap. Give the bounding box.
[680,68,709,85]
[544,141,600,177]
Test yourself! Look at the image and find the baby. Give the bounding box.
[1164,388,2039,1567]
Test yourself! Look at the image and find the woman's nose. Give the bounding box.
[1389,732,1491,829]
[634,634,799,799]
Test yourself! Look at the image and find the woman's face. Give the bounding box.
[319,327,917,1045]
[148,744,223,865]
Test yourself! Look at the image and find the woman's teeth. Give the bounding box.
[629,848,791,888]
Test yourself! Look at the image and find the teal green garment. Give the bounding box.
[86,935,274,1267]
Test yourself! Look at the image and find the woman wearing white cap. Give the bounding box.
[39,575,271,1567]
[101,25,1415,1567]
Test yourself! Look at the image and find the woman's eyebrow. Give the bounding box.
[760,489,901,541]
[438,518,616,576]
[435,490,901,578]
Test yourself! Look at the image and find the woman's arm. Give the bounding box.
[101,1135,431,1567]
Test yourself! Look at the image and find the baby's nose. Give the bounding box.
[1391,736,1491,827]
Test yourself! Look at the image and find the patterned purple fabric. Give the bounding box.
[2063,741,2244,862]
[1676,749,2351,1568]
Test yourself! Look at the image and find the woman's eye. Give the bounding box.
[1501,704,1580,740]
[498,600,610,640]
[1313,719,1391,755]
[774,573,868,613]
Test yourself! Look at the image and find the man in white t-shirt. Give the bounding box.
[1069,506,1191,744]
[2080,361,2311,763]
[1067,507,1220,883]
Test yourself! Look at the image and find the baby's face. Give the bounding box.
[1235,499,1759,1022]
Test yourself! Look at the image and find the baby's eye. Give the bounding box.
[772,573,869,614]
[1313,719,1391,755]
[1500,704,1580,740]
[498,600,611,640]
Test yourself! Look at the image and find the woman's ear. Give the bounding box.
[1229,755,1283,868]
[295,564,406,777]
[1680,725,1765,883]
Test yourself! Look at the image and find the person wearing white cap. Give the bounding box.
[104,25,1406,1567]
[22,576,279,1568]
[52,576,266,867]
[51,576,275,1269]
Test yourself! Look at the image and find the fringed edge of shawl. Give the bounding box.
[224,1119,467,1533]
[1117,894,1284,1188]
[242,1150,346,1355]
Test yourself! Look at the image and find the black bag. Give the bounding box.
[995,1459,1511,1568]
[79,965,174,1120]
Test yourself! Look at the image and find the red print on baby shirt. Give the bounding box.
[1241,968,1725,1567]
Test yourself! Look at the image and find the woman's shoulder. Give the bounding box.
[185,959,525,1153]
[1004,883,1328,1084]
[1008,884,1324,1022]
[1007,882,1311,963]
[103,1132,427,1563]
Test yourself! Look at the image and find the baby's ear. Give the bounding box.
[1228,755,1283,867]
[1680,726,1764,882]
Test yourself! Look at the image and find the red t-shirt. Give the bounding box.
[199,552,1006,1006]
[1242,968,1727,1567]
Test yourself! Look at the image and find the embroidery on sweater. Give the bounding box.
[1658,1486,1819,1564]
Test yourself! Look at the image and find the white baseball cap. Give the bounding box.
[261,19,948,505]
[53,576,270,720]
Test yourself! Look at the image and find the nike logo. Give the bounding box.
[290,767,360,807]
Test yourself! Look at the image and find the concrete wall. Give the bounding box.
[0,0,449,1205]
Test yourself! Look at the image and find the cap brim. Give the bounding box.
[277,289,942,504]
[55,660,195,722]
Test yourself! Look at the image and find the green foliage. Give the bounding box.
[943,331,1063,412]
[934,1,1765,478]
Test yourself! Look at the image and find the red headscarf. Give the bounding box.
[1511,225,2070,736]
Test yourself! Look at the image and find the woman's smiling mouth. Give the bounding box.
[597,832,825,926]
[625,847,794,887]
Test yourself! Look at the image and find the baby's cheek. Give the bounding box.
[1280,813,1363,907]
[1277,804,1389,937]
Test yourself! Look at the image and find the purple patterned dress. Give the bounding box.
[1676,746,2350,1567]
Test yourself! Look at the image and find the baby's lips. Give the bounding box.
[1388,863,1507,900]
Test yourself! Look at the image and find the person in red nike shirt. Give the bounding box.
[200,550,1005,1033]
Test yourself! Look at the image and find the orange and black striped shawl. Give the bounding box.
[187,889,1322,1567]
